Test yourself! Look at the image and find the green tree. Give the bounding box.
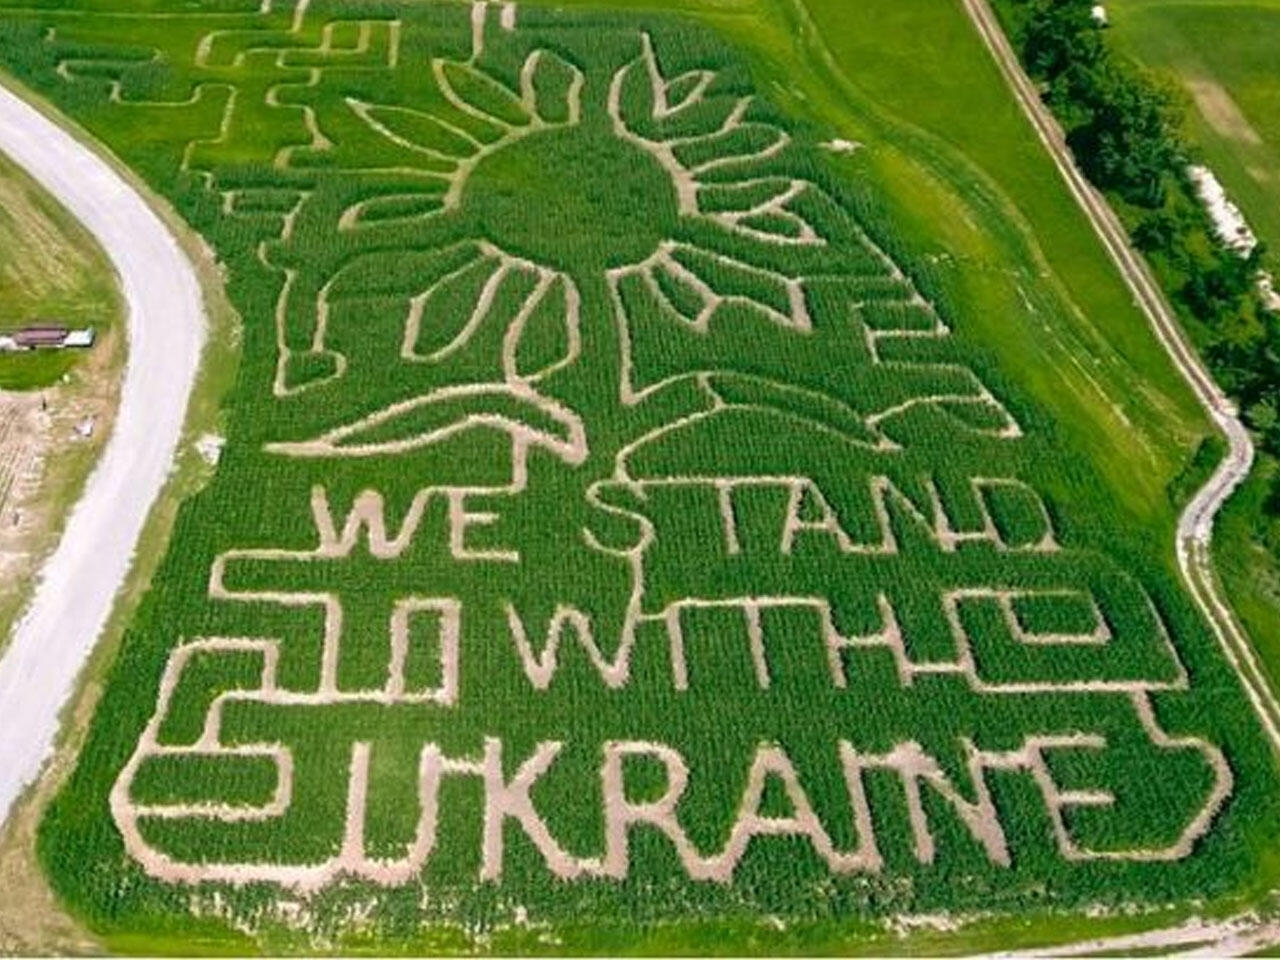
[1068,64,1184,207]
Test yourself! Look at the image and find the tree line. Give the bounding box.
[999,0,1280,504]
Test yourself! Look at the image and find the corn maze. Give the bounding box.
[2,0,1278,947]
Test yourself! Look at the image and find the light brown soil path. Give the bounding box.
[959,0,1280,953]
[0,77,206,827]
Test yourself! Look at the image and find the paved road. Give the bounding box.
[960,0,1280,953]
[0,79,205,827]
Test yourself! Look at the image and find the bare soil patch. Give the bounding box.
[0,317,121,652]
[1186,78,1264,146]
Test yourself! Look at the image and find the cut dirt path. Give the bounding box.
[960,0,1280,953]
[0,78,205,827]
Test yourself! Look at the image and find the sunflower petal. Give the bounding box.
[345,97,489,162]
[265,384,587,464]
[509,273,582,382]
[520,50,584,126]
[436,59,532,129]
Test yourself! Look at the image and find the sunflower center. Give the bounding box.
[462,123,680,276]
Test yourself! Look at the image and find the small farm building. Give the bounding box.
[0,322,96,352]
[14,322,70,348]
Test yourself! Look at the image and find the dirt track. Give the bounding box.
[0,79,205,826]
[960,0,1280,953]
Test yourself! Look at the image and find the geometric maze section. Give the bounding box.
[0,0,1243,935]
[111,468,1230,891]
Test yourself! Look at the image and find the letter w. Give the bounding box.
[311,485,431,559]
[505,604,633,690]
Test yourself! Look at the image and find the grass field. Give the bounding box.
[1104,0,1280,699]
[0,149,118,389]
[1107,0,1280,269]
[0,0,1277,952]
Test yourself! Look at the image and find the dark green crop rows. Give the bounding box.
[0,0,1277,951]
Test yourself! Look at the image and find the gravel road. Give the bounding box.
[0,79,205,827]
